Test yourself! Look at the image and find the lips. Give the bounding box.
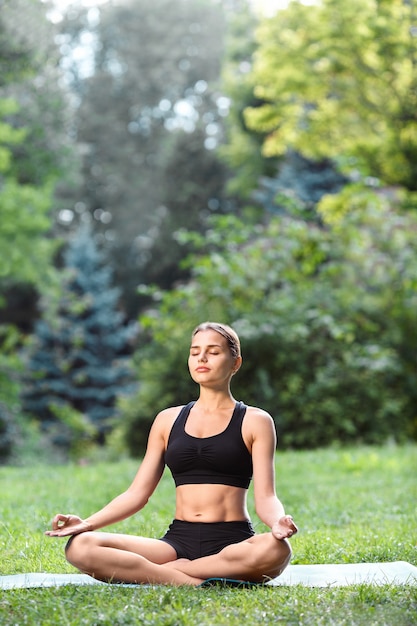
[196,367,210,372]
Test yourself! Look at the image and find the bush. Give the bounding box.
[0,402,16,462]
[122,194,417,454]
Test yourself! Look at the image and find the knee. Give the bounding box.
[65,533,94,570]
[275,538,292,575]
[257,535,292,579]
[282,538,292,561]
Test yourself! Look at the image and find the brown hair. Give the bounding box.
[191,322,241,359]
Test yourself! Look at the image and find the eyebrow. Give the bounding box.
[190,343,223,349]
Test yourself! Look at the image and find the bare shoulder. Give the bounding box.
[155,405,184,420]
[244,405,275,425]
[243,405,276,439]
[150,405,185,440]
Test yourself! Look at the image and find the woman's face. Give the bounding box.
[188,329,241,386]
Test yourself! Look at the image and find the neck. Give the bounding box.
[196,387,235,412]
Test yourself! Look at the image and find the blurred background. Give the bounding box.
[0,0,416,464]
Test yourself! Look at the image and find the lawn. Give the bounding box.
[1,444,416,625]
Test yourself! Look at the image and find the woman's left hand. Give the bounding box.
[272,515,298,540]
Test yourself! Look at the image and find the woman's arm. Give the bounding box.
[45,409,173,537]
[248,408,298,539]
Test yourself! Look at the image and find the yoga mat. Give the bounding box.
[1,562,416,590]
[267,561,417,587]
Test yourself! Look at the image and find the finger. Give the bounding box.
[284,516,298,532]
[51,514,68,529]
[45,528,71,537]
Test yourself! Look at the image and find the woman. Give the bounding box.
[46,321,297,586]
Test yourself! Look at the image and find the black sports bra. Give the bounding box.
[164,401,253,488]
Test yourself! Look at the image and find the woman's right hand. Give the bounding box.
[45,514,93,537]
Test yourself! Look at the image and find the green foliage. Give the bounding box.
[0,96,57,290]
[0,98,25,171]
[243,0,417,190]
[0,0,71,275]
[59,0,233,316]
[219,1,270,199]
[252,151,347,220]
[0,445,416,624]
[0,0,77,462]
[0,325,23,464]
[0,103,58,463]
[0,178,57,286]
[48,403,98,461]
[0,401,16,461]
[123,196,417,454]
[22,226,136,460]
[1,0,73,187]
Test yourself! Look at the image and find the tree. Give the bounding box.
[57,0,234,316]
[0,0,80,330]
[251,151,347,221]
[22,225,136,458]
[0,0,77,319]
[121,195,417,454]
[0,0,72,461]
[0,0,63,290]
[218,0,269,200]
[220,3,347,221]
[243,0,417,191]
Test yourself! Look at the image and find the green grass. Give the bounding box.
[1,444,416,625]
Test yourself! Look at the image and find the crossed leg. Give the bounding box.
[170,532,292,583]
[65,530,291,586]
[65,532,204,586]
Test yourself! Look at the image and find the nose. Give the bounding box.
[198,352,208,362]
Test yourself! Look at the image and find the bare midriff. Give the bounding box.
[174,484,250,523]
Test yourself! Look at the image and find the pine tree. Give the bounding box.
[253,152,347,220]
[22,225,136,453]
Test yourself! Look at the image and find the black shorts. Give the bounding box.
[160,519,255,560]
